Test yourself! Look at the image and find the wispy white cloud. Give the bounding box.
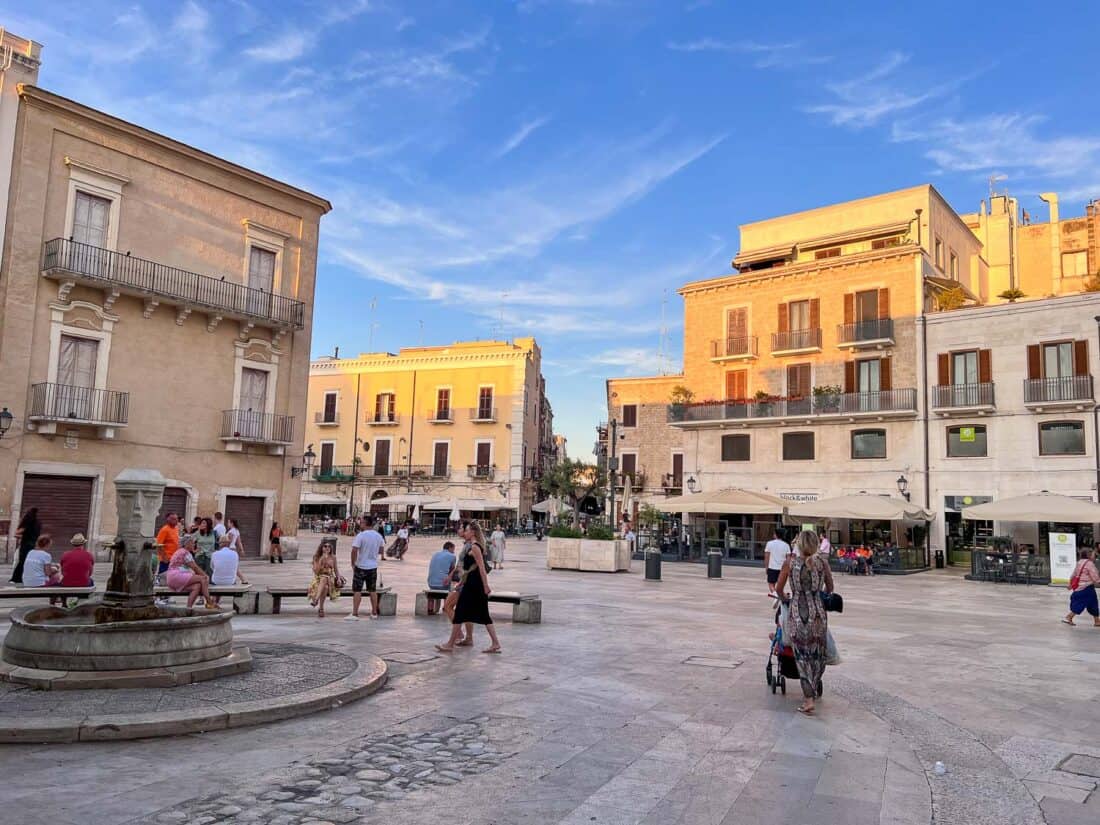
[802,52,939,127]
[589,346,670,374]
[346,24,492,88]
[396,16,416,32]
[667,38,831,69]
[495,115,552,158]
[244,30,312,62]
[891,113,1100,194]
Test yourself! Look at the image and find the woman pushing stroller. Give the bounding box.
[774,530,834,715]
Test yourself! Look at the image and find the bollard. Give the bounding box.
[645,549,662,581]
[707,550,723,578]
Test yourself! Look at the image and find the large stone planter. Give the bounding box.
[546,537,581,569]
[547,538,630,572]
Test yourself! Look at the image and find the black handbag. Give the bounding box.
[821,591,843,613]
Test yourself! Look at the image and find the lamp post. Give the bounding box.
[0,408,13,439]
[607,419,620,529]
[896,474,910,502]
[291,444,316,479]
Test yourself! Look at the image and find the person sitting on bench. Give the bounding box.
[24,535,60,588]
[426,541,457,615]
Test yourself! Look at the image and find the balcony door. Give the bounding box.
[373,439,391,476]
[247,246,276,317]
[319,442,335,476]
[436,388,451,420]
[57,335,98,420]
[952,350,978,406]
[477,387,494,419]
[240,367,269,439]
[475,442,492,476]
[726,307,748,356]
[72,191,111,276]
[433,442,450,477]
[375,392,395,423]
[322,392,337,423]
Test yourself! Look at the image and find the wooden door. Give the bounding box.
[433,442,450,476]
[671,453,683,488]
[374,439,391,475]
[20,474,94,560]
[225,495,265,558]
[476,442,492,472]
[319,443,335,476]
[156,487,189,531]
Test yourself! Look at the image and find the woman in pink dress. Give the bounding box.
[166,534,216,609]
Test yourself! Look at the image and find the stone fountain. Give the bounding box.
[1,469,251,689]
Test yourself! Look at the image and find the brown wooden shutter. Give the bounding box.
[978,349,992,384]
[937,353,950,385]
[1074,340,1089,375]
[809,298,820,330]
[843,293,854,325]
[844,362,856,393]
[777,303,788,334]
[1026,344,1042,379]
[880,357,892,391]
[726,370,746,400]
[878,288,890,319]
[727,308,747,340]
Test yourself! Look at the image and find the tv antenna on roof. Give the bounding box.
[989,173,1008,201]
[367,297,378,351]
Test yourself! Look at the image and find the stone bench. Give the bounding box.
[260,586,396,616]
[414,588,542,624]
[154,585,255,613]
[0,586,95,603]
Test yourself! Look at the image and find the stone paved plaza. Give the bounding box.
[1,536,1099,825]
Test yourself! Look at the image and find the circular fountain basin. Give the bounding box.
[2,602,234,671]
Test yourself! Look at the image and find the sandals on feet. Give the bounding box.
[797,705,815,715]
[1062,618,1076,625]
[483,647,502,654]
[435,644,454,653]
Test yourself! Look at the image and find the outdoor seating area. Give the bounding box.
[967,550,1050,584]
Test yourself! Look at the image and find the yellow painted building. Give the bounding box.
[302,338,550,519]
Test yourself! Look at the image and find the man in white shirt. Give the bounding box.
[212,512,227,542]
[391,523,410,560]
[764,529,792,598]
[348,515,384,620]
[818,531,832,558]
[211,536,247,586]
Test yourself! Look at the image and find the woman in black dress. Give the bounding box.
[435,522,501,654]
[10,507,41,585]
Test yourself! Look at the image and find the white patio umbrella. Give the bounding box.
[531,498,572,514]
[961,492,1100,523]
[787,494,932,522]
[369,493,441,507]
[653,488,787,515]
[412,504,421,521]
[449,502,461,521]
[620,475,635,522]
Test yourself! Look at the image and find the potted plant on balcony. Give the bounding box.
[668,385,695,423]
[813,384,842,413]
[754,389,777,417]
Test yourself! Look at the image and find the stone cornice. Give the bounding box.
[310,349,529,374]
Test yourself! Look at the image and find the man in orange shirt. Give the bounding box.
[155,513,180,581]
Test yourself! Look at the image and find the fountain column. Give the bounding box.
[98,468,166,621]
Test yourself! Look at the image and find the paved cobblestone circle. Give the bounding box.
[147,716,512,824]
[0,643,357,715]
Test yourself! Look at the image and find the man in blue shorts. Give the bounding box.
[347,515,384,620]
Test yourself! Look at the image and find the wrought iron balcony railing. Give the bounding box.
[42,238,305,329]
[772,328,822,352]
[709,336,759,359]
[467,464,496,480]
[367,413,399,425]
[836,318,894,345]
[471,407,497,422]
[1023,375,1093,404]
[221,409,294,444]
[933,383,996,409]
[314,411,340,425]
[669,388,918,424]
[430,408,454,422]
[28,382,129,425]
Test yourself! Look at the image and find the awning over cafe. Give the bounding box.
[961,492,1100,523]
[788,494,933,522]
[652,488,787,515]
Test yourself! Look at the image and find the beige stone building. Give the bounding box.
[604,374,686,505]
[302,338,549,520]
[0,74,330,560]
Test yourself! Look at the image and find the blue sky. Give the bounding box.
[9,1,1100,459]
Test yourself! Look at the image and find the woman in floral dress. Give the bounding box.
[307,542,343,618]
[776,530,834,714]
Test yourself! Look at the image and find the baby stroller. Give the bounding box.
[765,600,823,697]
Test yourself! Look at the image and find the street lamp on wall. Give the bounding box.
[896,474,910,502]
[686,475,698,494]
[0,408,13,439]
[291,443,316,478]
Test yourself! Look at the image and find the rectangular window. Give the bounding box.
[857,358,881,393]
[851,429,887,459]
[871,236,901,250]
[322,391,337,423]
[1062,250,1088,278]
[950,251,959,279]
[477,387,494,419]
[1043,342,1074,380]
[725,370,747,401]
[788,300,810,331]
[620,453,638,478]
[72,191,110,247]
[787,363,811,398]
[671,453,684,486]
[855,289,879,322]
[436,388,450,419]
[721,434,750,462]
[782,432,814,461]
[621,404,637,428]
[1039,421,1085,456]
[248,247,276,293]
[433,442,449,477]
[475,441,492,470]
[947,425,988,458]
[935,237,944,269]
[240,367,268,412]
[814,247,841,259]
[374,392,395,422]
[373,439,391,475]
[952,351,978,386]
[57,335,99,420]
[319,442,335,475]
